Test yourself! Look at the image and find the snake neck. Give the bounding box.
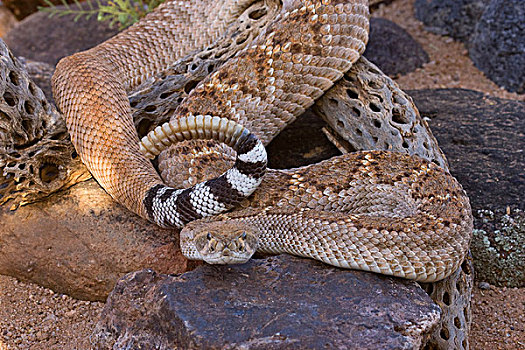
[219,207,471,283]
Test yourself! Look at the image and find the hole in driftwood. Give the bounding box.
[392,108,409,124]
[346,89,359,99]
[29,82,37,96]
[440,326,450,340]
[39,163,59,183]
[24,101,35,115]
[454,317,461,329]
[3,91,16,106]
[145,105,156,113]
[160,90,175,99]
[248,8,266,20]
[443,291,451,306]
[184,80,199,94]
[369,102,380,112]
[8,71,20,86]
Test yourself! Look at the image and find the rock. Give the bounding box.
[3,2,119,66]
[469,0,525,94]
[414,0,524,94]
[93,256,441,349]
[369,0,395,12]
[414,0,489,43]
[478,282,491,290]
[3,0,78,20]
[0,4,18,38]
[364,18,429,77]
[471,209,524,288]
[410,88,525,287]
[0,180,200,301]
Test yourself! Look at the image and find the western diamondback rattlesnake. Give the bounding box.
[52,0,472,282]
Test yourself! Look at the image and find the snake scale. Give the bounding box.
[52,0,473,282]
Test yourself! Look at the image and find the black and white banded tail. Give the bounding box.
[139,115,267,228]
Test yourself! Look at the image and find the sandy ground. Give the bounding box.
[0,0,524,349]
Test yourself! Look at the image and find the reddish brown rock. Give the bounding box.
[3,0,80,20]
[0,180,200,301]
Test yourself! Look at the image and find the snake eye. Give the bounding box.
[240,232,247,239]
[206,232,212,240]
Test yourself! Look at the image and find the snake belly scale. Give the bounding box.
[52,0,473,282]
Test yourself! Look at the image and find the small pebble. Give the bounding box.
[478,282,491,290]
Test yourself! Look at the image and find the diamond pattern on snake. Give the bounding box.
[52,0,472,282]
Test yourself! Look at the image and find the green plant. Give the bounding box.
[39,0,165,29]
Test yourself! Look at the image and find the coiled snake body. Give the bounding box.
[52,0,472,282]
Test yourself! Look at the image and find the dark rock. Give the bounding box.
[414,0,489,43]
[478,282,491,290]
[410,88,525,287]
[3,2,119,66]
[469,0,525,94]
[93,256,441,349]
[364,18,429,76]
[409,88,524,211]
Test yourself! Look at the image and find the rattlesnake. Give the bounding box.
[52,0,472,282]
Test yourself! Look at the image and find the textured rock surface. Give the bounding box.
[471,209,524,288]
[411,88,524,287]
[469,0,525,94]
[364,18,429,76]
[0,180,200,301]
[414,0,489,43]
[3,2,119,65]
[93,256,441,349]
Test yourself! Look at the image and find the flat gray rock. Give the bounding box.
[93,255,441,349]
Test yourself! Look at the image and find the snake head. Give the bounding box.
[180,220,259,265]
